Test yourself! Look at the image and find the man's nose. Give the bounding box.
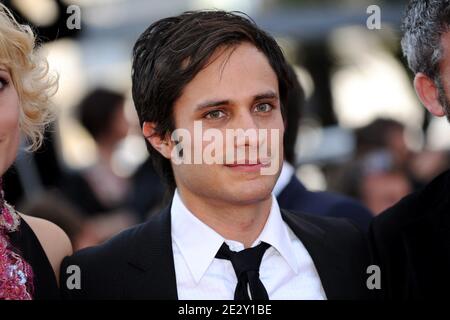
[234,109,259,129]
[232,109,261,147]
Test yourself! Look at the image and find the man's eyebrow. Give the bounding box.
[195,91,278,111]
[196,99,230,111]
[253,91,278,101]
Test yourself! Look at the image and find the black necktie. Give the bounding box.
[215,241,270,300]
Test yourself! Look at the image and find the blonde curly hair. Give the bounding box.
[0,4,57,151]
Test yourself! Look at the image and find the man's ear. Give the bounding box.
[414,72,446,117]
[142,122,173,159]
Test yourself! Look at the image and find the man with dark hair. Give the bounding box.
[61,10,371,300]
[370,0,450,299]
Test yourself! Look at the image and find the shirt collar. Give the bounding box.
[171,190,224,284]
[255,194,300,275]
[170,189,300,284]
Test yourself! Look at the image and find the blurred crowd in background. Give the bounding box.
[2,0,449,251]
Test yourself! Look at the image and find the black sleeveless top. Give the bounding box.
[8,218,59,299]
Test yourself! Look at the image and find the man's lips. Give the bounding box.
[223,158,271,166]
[224,160,271,172]
[225,162,262,167]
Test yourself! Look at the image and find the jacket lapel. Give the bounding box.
[125,205,178,299]
[280,209,351,299]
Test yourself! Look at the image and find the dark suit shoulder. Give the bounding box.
[368,170,450,299]
[372,192,421,233]
[283,209,370,268]
[299,210,369,260]
[314,190,371,215]
[60,222,148,299]
[285,208,365,237]
[321,193,373,227]
[372,169,450,234]
[278,175,372,231]
[68,222,145,264]
[282,209,374,299]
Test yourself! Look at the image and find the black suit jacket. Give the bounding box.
[370,169,450,299]
[60,207,373,300]
[277,174,373,232]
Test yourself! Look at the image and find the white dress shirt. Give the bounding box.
[171,189,327,300]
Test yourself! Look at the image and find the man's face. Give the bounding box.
[170,42,284,205]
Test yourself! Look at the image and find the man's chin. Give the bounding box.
[225,183,274,205]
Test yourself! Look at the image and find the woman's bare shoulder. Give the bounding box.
[20,214,73,284]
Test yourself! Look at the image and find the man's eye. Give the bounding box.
[204,110,226,119]
[254,103,273,113]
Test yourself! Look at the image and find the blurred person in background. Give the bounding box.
[334,118,418,216]
[360,169,412,215]
[370,0,450,299]
[59,88,137,243]
[276,65,373,231]
[355,150,412,215]
[62,88,129,215]
[354,118,450,191]
[354,118,410,170]
[0,3,71,299]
